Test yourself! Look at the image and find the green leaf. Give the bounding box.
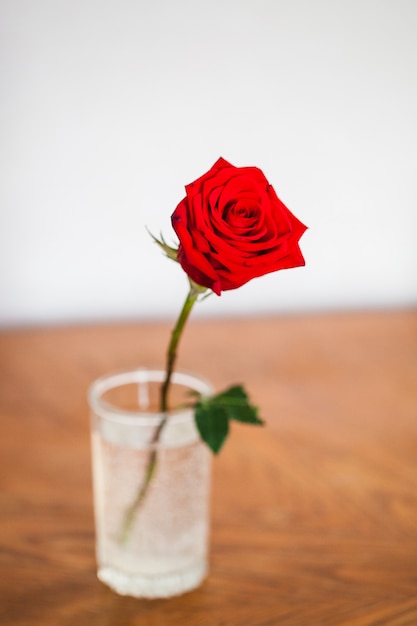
[211,385,263,425]
[194,402,229,454]
[194,384,264,454]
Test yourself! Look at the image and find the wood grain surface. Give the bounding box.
[1,310,416,626]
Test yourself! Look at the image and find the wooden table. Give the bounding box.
[1,310,417,625]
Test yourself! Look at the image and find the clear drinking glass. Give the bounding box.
[88,368,213,598]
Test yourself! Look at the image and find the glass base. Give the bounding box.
[97,560,208,599]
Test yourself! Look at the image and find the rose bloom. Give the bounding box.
[171,157,307,296]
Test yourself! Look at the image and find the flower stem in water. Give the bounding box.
[119,288,198,544]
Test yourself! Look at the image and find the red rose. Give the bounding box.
[171,157,307,296]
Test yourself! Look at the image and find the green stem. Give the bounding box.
[159,287,199,417]
[119,449,157,544]
[119,287,198,544]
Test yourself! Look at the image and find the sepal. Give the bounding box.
[148,229,179,262]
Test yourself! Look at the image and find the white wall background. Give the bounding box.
[1,0,416,327]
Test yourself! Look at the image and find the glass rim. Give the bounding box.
[88,367,213,425]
